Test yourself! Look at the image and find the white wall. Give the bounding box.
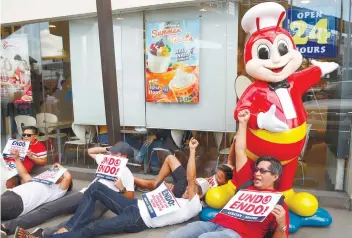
[145,6,238,132]
[1,0,200,24]
[70,13,145,126]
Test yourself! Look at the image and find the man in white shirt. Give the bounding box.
[1,150,72,222]
[1,142,135,237]
[15,138,208,238]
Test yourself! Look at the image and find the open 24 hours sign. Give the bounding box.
[284,6,337,59]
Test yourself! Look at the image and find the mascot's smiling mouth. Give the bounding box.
[264,62,289,73]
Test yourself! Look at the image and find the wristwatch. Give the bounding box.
[119,187,127,193]
[279,225,287,232]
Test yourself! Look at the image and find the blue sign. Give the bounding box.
[283,6,337,59]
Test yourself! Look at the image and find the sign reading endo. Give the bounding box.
[284,6,337,58]
[95,156,128,181]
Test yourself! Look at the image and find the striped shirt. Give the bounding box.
[22,140,47,173]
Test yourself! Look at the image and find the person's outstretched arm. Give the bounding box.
[88,147,110,160]
[185,138,199,200]
[235,109,250,172]
[11,149,32,183]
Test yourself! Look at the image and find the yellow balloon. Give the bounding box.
[205,180,236,209]
[286,192,318,217]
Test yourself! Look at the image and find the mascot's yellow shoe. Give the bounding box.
[282,189,318,217]
[205,180,237,209]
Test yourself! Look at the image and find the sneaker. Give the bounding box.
[0,230,7,238]
[31,228,43,237]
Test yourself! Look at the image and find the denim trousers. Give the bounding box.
[44,182,147,238]
[167,221,242,238]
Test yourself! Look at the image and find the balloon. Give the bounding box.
[199,207,221,222]
[205,180,236,209]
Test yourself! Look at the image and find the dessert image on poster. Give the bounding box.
[146,20,200,103]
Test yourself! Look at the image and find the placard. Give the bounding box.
[284,6,337,58]
[142,182,181,218]
[2,138,30,160]
[207,175,218,188]
[219,189,282,222]
[3,159,18,180]
[145,19,200,103]
[95,156,128,181]
[32,167,67,185]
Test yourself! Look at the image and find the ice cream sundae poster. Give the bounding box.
[145,19,200,103]
[1,35,33,104]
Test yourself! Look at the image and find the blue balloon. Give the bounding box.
[289,207,332,233]
[199,207,221,222]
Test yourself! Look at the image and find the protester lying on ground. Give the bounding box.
[0,141,135,237]
[134,154,233,198]
[167,109,289,238]
[1,150,71,223]
[6,126,47,188]
[15,138,209,238]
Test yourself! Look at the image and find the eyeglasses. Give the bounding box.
[254,167,271,174]
[22,133,34,137]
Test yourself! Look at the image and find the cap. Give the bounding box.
[196,178,210,196]
[108,141,134,160]
[241,2,286,34]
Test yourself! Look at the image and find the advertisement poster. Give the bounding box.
[219,190,282,222]
[207,175,218,188]
[3,159,18,180]
[1,35,33,103]
[283,6,337,58]
[145,19,200,103]
[32,167,67,185]
[142,182,181,218]
[95,156,128,181]
[2,138,30,161]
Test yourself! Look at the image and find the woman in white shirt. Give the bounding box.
[15,138,208,238]
[1,150,72,222]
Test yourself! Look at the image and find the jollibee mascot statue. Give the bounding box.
[235,2,338,217]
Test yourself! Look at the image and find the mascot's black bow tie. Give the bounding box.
[268,79,290,91]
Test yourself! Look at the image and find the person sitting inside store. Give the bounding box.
[0,141,136,237]
[167,109,289,238]
[6,126,47,188]
[134,153,233,198]
[1,149,72,224]
[14,138,209,238]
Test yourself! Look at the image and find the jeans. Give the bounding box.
[167,221,242,238]
[44,182,147,238]
[2,191,107,235]
[136,140,163,170]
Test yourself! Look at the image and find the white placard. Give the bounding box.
[95,156,128,181]
[2,139,30,161]
[32,167,67,185]
[220,189,282,222]
[207,175,218,188]
[3,159,18,180]
[141,182,181,218]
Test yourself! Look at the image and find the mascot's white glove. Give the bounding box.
[311,60,339,77]
[257,105,289,133]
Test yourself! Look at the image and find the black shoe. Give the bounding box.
[31,228,44,237]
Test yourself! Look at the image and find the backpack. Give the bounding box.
[235,180,285,238]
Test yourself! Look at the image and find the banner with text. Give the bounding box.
[220,189,282,222]
[95,156,128,181]
[283,6,337,58]
[2,138,30,160]
[207,175,218,188]
[32,167,67,185]
[3,158,18,180]
[142,182,181,218]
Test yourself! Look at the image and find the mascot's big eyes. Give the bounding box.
[278,40,289,56]
[257,45,270,59]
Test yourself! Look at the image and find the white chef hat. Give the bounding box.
[241,2,286,34]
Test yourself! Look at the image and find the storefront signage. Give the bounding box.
[145,19,200,103]
[284,6,337,58]
[219,189,282,222]
[142,182,181,218]
[2,138,30,160]
[95,156,128,181]
[1,35,33,104]
[32,167,67,185]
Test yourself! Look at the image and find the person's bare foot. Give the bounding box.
[55,227,68,234]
